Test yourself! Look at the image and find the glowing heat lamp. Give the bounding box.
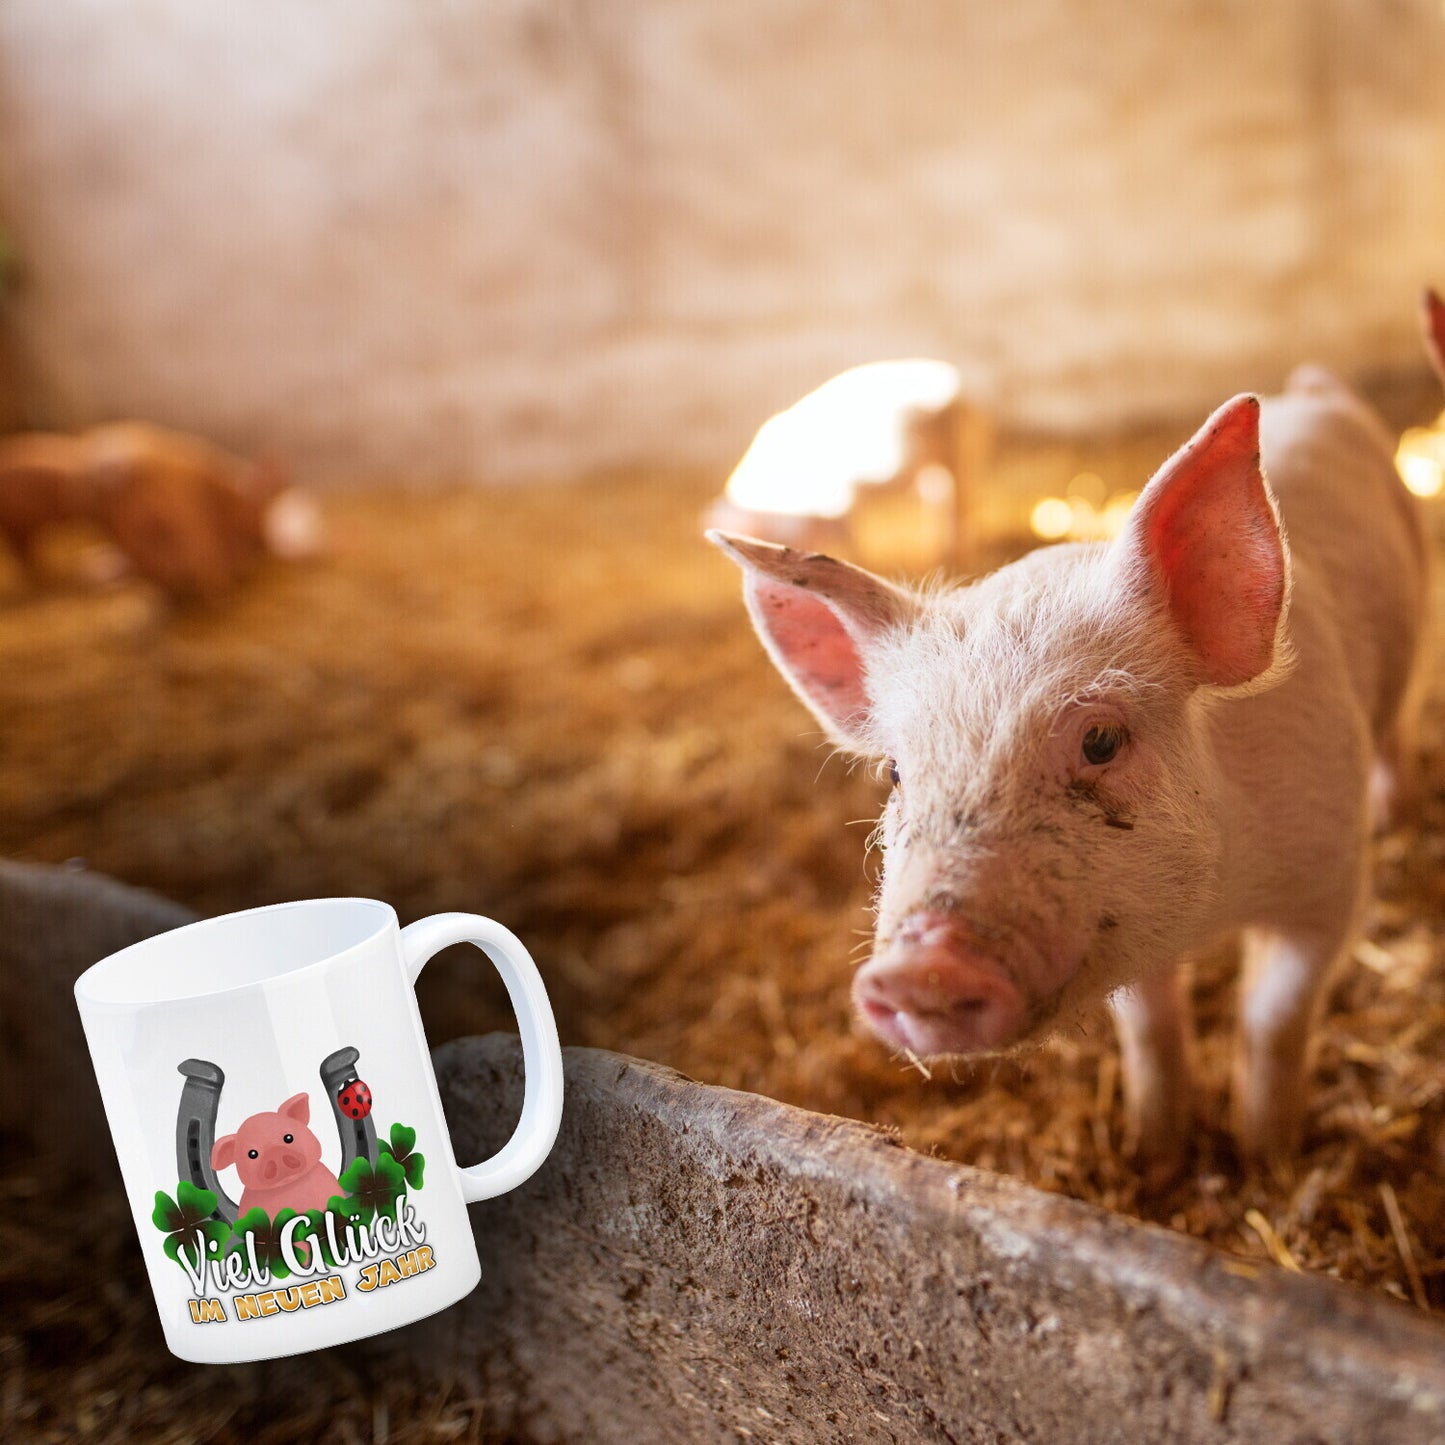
[705,360,990,566]
[1396,412,1445,499]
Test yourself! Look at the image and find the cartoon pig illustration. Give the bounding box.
[211,1093,343,1217]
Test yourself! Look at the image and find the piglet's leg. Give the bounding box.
[1109,962,1193,1188]
[1232,928,1341,1167]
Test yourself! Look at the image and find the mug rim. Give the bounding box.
[74,896,397,1010]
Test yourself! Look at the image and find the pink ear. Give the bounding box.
[211,1134,237,1171]
[707,531,915,750]
[1121,395,1285,688]
[1423,289,1445,387]
[279,1092,310,1125]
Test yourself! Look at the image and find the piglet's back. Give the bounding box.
[1258,379,1426,746]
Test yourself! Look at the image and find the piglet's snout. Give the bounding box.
[854,912,1026,1057]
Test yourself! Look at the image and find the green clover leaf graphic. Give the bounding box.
[152,1180,216,1233]
[377,1121,426,1191]
[227,1206,296,1281]
[151,1188,178,1234]
[325,1191,370,1230]
[154,1182,230,1269]
[337,1153,407,1224]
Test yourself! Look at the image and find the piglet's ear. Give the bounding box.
[279,1092,310,1124]
[706,531,916,752]
[211,1134,237,1171]
[1118,394,1286,688]
[1422,288,1445,388]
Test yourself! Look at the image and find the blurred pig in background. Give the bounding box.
[0,420,321,600]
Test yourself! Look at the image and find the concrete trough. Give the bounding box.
[419,1034,1445,1445]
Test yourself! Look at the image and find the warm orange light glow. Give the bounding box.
[1031,485,1138,542]
[1099,490,1139,538]
[722,360,961,519]
[1065,471,1106,507]
[1397,413,1445,499]
[1030,497,1073,539]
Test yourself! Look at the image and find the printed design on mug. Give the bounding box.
[152,1046,437,1325]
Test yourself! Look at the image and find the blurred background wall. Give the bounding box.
[0,0,1443,485]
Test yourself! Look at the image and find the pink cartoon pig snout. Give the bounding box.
[256,1141,306,1184]
[211,1092,343,1217]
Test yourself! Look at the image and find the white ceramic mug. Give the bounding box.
[73,898,564,1364]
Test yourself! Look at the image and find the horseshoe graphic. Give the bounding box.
[175,1047,379,1222]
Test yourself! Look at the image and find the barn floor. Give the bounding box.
[6,397,1445,1440]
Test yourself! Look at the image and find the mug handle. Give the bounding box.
[400,912,564,1203]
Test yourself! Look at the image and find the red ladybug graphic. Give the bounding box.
[338,1080,373,1120]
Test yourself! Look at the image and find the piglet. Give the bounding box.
[211,1092,343,1218]
[0,420,321,599]
[710,368,1426,1178]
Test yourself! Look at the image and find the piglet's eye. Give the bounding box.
[247,1149,258,1159]
[283,1134,294,1144]
[1081,724,1127,766]
[887,759,900,786]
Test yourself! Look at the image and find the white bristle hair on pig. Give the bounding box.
[709,354,1429,1182]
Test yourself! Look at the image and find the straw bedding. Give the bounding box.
[4,411,1444,1440]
